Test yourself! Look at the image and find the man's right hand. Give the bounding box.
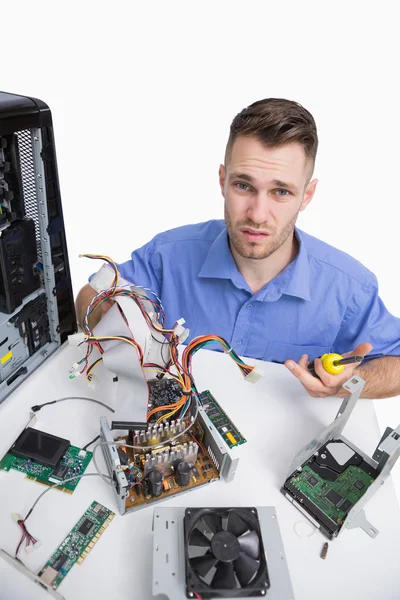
[75,283,113,331]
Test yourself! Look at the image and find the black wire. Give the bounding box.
[82,435,100,451]
[30,396,114,413]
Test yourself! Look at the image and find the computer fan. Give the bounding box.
[184,507,269,598]
[152,506,294,600]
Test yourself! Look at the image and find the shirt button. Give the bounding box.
[236,340,243,345]
[247,303,253,310]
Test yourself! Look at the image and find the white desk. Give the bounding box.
[0,344,399,600]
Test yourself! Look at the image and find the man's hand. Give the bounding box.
[284,343,373,397]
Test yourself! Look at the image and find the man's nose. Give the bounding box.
[246,193,271,224]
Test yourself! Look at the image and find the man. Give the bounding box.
[76,99,400,399]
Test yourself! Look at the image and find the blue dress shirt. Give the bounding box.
[115,220,400,363]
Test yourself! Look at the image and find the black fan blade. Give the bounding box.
[190,553,219,578]
[202,512,223,534]
[234,553,260,587]
[189,528,211,548]
[226,512,249,537]
[238,529,260,560]
[211,562,237,589]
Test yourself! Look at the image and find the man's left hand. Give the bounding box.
[284,343,373,397]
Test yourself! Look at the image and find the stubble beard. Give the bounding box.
[225,207,299,260]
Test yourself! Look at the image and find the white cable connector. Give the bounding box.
[69,370,81,380]
[68,332,85,346]
[25,540,41,554]
[11,513,23,523]
[69,362,81,374]
[88,375,99,391]
[244,366,264,383]
[174,318,190,344]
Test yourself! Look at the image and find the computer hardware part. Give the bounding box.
[200,390,247,449]
[37,501,114,590]
[152,506,295,600]
[0,549,64,600]
[0,218,41,313]
[281,375,400,540]
[0,91,76,403]
[81,258,261,514]
[100,402,239,515]
[0,428,93,494]
[8,427,70,467]
[185,507,269,596]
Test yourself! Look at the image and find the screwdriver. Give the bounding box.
[307,353,364,377]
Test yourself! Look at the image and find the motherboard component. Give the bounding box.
[148,470,164,497]
[176,461,191,486]
[0,428,92,494]
[147,378,185,422]
[200,390,247,448]
[131,419,187,447]
[37,501,114,590]
[143,440,198,476]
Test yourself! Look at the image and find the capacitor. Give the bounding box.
[176,461,191,487]
[148,470,163,497]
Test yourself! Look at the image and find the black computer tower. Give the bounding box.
[0,91,76,402]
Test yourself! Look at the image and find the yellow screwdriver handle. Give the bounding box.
[320,353,344,375]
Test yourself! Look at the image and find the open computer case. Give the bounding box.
[0,91,76,403]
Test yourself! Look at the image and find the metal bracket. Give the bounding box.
[286,375,365,478]
[345,509,379,538]
[0,549,65,599]
[284,375,400,539]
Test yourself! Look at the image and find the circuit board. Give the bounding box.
[119,422,220,510]
[200,390,246,448]
[0,446,93,494]
[124,447,219,509]
[37,501,114,590]
[289,464,374,525]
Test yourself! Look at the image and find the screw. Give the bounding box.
[188,593,194,598]
[321,454,326,459]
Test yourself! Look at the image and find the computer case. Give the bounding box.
[0,91,76,402]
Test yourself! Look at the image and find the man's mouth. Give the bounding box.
[239,228,271,242]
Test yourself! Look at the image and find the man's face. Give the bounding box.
[220,136,317,260]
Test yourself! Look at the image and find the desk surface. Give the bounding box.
[0,345,399,600]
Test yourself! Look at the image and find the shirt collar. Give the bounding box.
[198,226,311,301]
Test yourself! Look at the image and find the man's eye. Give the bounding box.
[275,189,290,196]
[235,182,251,191]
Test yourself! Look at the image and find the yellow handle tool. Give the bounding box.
[307,353,363,377]
[319,353,345,375]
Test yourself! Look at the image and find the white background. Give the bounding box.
[1,1,400,493]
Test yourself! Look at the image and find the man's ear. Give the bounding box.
[219,164,226,196]
[300,178,318,211]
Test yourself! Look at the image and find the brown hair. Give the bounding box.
[225,98,318,170]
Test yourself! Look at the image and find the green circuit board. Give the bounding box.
[0,445,93,494]
[37,501,114,589]
[290,464,374,524]
[200,390,247,448]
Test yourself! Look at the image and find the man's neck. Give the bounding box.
[230,232,299,295]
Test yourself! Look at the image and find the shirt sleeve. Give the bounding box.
[332,275,400,358]
[88,239,162,297]
[116,240,162,296]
